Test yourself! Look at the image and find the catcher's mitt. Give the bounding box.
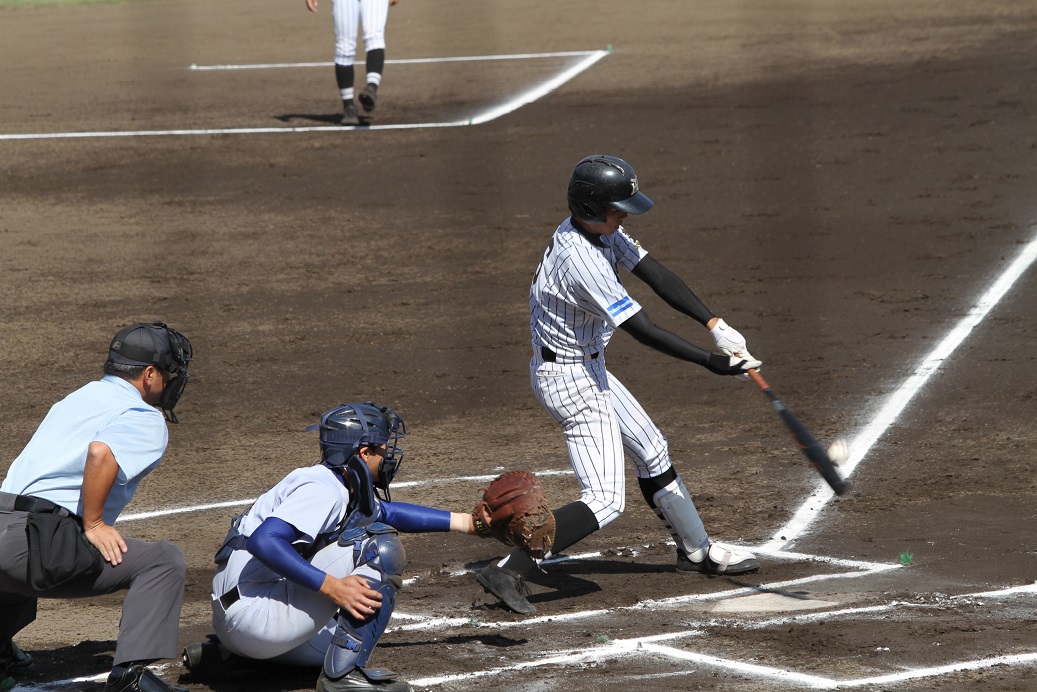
[472,470,555,560]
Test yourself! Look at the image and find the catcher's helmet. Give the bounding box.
[312,402,407,501]
[567,154,654,224]
[108,321,193,423]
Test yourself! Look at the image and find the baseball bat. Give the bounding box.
[747,369,851,495]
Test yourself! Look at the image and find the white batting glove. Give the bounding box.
[710,318,747,356]
[710,319,759,380]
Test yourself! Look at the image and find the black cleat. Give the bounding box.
[341,103,360,126]
[676,541,760,576]
[0,641,33,678]
[104,664,188,692]
[358,83,378,114]
[476,563,537,614]
[182,635,240,679]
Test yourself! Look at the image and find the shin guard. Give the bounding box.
[322,524,406,679]
[647,476,709,561]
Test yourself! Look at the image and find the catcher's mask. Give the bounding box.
[108,321,193,423]
[567,154,654,224]
[309,401,406,501]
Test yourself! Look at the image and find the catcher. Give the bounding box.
[182,401,551,692]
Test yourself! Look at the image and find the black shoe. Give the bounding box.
[476,563,537,614]
[182,635,240,679]
[358,84,378,113]
[341,103,360,126]
[0,641,33,677]
[316,667,412,692]
[104,664,188,692]
[676,541,760,576]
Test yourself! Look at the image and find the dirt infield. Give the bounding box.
[2,0,1037,689]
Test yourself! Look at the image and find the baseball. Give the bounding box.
[828,438,850,466]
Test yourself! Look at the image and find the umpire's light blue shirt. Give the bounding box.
[1,375,168,525]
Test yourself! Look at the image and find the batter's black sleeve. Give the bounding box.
[631,255,715,326]
[620,309,746,376]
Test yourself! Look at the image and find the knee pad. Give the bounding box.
[324,524,406,677]
[339,522,406,589]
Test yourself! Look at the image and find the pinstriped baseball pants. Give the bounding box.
[531,355,672,528]
[332,0,390,66]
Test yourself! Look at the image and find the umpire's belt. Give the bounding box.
[218,586,241,610]
[0,491,73,518]
[540,346,599,364]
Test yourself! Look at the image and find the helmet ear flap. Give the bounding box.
[568,178,609,224]
[571,201,608,224]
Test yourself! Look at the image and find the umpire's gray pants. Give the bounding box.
[0,509,186,665]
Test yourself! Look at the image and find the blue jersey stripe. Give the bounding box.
[607,296,633,317]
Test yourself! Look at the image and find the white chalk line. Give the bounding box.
[115,469,577,523]
[402,581,1037,688]
[188,49,604,71]
[763,225,1037,553]
[0,50,608,141]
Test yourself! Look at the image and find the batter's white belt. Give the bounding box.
[540,345,600,364]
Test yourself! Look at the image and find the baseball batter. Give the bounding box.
[182,402,480,692]
[305,0,398,126]
[477,155,763,615]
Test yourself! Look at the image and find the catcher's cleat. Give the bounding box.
[0,641,33,678]
[476,563,537,614]
[104,664,188,692]
[676,541,759,576]
[181,635,240,679]
[358,83,378,114]
[341,103,360,126]
[316,667,412,692]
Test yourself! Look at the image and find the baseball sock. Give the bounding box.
[498,501,599,577]
[335,63,355,101]
[365,48,385,84]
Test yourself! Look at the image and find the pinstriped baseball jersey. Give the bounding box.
[530,218,648,360]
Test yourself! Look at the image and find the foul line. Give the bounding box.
[763,224,1037,552]
[188,49,605,71]
[0,50,608,141]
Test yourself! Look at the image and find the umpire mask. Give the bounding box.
[109,321,194,423]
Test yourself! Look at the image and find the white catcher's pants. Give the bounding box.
[531,354,673,528]
[211,541,380,666]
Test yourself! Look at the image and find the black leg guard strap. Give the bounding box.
[638,467,678,508]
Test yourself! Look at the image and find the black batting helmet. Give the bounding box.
[567,155,654,224]
[311,402,407,501]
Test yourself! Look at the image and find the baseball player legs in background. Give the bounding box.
[305,0,398,126]
[477,155,763,615]
[183,402,499,692]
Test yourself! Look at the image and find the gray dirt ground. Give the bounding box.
[2,0,1037,689]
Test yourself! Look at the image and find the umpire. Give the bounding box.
[0,322,193,692]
